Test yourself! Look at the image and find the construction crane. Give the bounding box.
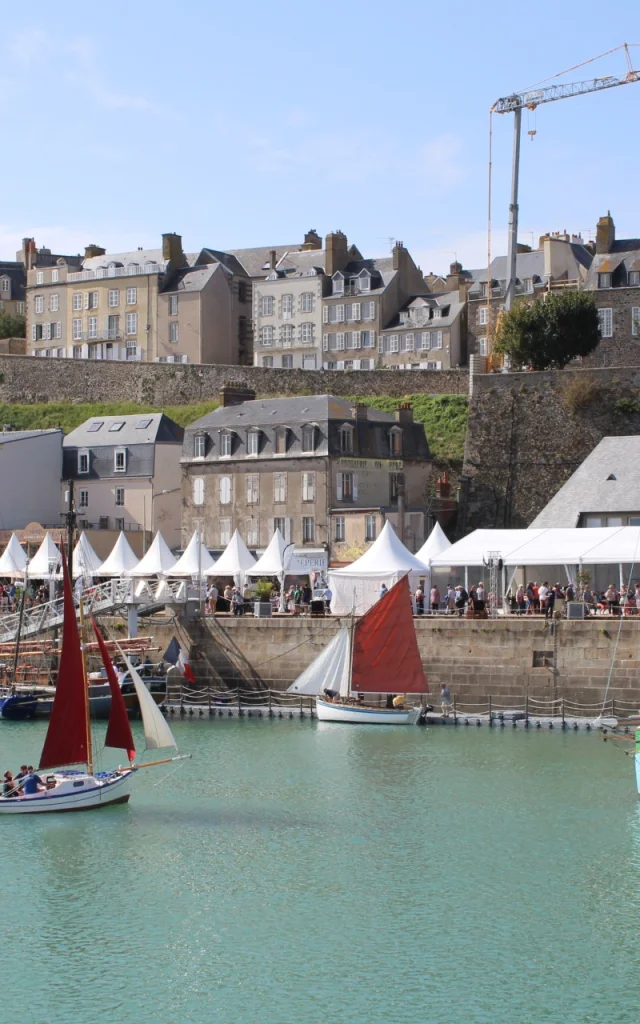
[491,44,640,313]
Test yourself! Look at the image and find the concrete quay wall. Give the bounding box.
[184,615,640,707]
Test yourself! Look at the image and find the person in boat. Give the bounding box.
[323,688,339,701]
[22,767,45,796]
[3,771,19,797]
[392,694,406,709]
[15,764,28,786]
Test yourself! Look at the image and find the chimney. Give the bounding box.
[219,384,256,407]
[84,244,106,259]
[392,241,408,272]
[446,260,463,291]
[302,229,322,251]
[270,249,277,270]
[516,243,532,254]
[352,403,369,421]
[325,231,349,277]
[436,471,451,499]
[395,402,413,425]
[596,212,615,254]
[162,232,184,271]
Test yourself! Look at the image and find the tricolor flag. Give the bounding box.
[163,636,196,685]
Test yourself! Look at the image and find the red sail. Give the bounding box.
[39,559,88,770]
[90,616,135,762]
[350,575,428,694]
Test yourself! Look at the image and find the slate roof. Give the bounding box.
[0,262,26,302]
[222,245,304,278]
[468,251,546,289]
[381,290,465,331]
[63,413,183,448]
[530,436,640,527]
[162,263,220,294]
[585,244,640,287]
[275,249,327,275]
[0,429,61,444]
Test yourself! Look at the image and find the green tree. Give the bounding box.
[0,313,26,339]
[493,291,601,370]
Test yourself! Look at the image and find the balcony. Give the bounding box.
[67,264,164,283]
[73,329,123,342]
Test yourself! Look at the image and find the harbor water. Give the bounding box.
[1,719,638,1024]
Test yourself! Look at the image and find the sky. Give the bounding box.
[2,0,640,274]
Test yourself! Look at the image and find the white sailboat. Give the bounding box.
[287,575,428,724]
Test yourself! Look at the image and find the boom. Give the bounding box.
[493,72,639,115]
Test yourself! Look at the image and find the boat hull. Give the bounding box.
[0,694,39,720]
[315,697,421,725]
[0,769,132,814]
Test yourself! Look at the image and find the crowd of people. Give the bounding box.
[204,578,333,616]
[2,764,50,798]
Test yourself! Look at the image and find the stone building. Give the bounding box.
[583,212,640,367]
[0,260,26,319]
[181,387,432,566]
[378,290,466,370]
[62,413,184,553]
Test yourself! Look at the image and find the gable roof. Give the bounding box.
[222,244,304,277]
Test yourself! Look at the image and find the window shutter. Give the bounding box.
[353,474,359,500]
[336,474,343,501]
[285,518,292,543]
[353,331,361,348]
[378,336,384,353]
[31,324,36,341]
[81,343,89,359]
[353,302,361,320]
[337,360,345,370]
[268,517,274,538]
[83,292,89,309]
[323,306,329,324]
[353,359,361,370]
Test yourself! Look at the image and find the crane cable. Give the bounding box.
[517,42,640,95]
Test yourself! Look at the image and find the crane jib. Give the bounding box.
[493,72,640,114]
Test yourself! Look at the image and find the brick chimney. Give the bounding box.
[84,244,106,259]
[352,403,369,421]
[445,260,463,291]
[325,231,349,277]
[395,402,414,424]
[436,471,451,499]
[162,232,184,272]
[596,212,615,255]
[392,241,408,272]
[302,229,322,251]
[269,249,277,270]
[219,384,256,407]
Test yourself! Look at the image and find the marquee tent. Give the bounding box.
[71,533,103,579]
[28,532,62,578]
[0,534,27,578]
[97,532,140,577]
[127,531,177,577]
[415,522,451,567]
[246,528,290,579]
[328,521,429,615]
[169,530,215,577]
[205,529,255,587]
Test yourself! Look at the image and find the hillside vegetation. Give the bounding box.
[0,393,468,465]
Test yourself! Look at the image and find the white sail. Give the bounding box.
[119,649,178,751]
[286,627,351,697]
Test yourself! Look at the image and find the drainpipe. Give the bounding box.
[397,474,405,544]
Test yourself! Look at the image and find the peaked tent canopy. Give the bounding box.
[245,528,289,578]
[28,532,62,578]
[205,529,255,586]
[416,522,451,567]
[97,531,140,577]
[72,532,103,579]
[428,527,640,570]
[169,530,215,577]
[127,531,177,577]
[329,521,428,614]
[0,533,27,578]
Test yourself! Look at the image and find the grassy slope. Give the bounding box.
[0,394,468,465]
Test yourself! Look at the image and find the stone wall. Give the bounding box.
[0,354,468,405]
[460,365,640,531]
[181,614,640,707]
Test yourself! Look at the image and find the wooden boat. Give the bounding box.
[287,575,428,725]
[33,664,167,719]
[0,557,188,814]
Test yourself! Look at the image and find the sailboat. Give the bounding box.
[0,558,188,814]
[287,575,428,724]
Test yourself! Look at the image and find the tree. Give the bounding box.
[0,313,26,340]
[492,291,601,370]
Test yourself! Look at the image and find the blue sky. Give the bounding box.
[2,0,639,273]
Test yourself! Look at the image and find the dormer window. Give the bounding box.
[358,271,371,292]
[389,427,403,457]
[629,271,640,286]
[114,448,127,472]
[432,308,442,320]
[339,424,354,454]
[78,449,89,474]
[599,272,612,289]
[332,273,344,296]
[247,430,261,456]
[220,431,234,457]
[275,427,288,455]
[302,425,316,453]
[194,433,206,459]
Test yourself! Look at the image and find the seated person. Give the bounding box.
[392,694,406,708]
[2,770,18,797]
[22,767,45,795]
[323,688,338,701]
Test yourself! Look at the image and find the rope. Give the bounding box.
[516,43,640,95]
[597,536,640,718]
[149,757,190,788]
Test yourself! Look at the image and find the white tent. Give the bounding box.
[72,533,103,579]
[205,529,255,587]
[28,532,62,578]
[328,521,429,615]
[127,531,177,577]
[246,528,290,578]
[97,532,140,577]
[0,534,27,578]
[429,529,542,569]
[416,522,451,567]
[169,530,215,577]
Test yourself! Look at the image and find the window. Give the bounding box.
[87,421,103,433]
[478,307,488,325]
[109,421,125,432]
[87,291,99,309]
[220,432,233,457]
[334,515,345,542]
[247,431,260,456]
[35,295,44,314]
[194,434,206,458]
[108,289,119,307]
[300,322,313,343]
[219,476,231,504]
[358,272,370,292]
[301,292,313,313]
[523,278,534,293]
[262,356,274,367]
[303,354,316,370]
[114,448,127,472]
[282,354,293,368]
[73,345,82,359]
[335,304,345,323]
[282,294,293,319]
[360,358,371,369]
[274,473,287,503]
[126,287,137,305]
[363,301,375,320]
[389,429,402,456]
[584,516,602,527]
[51,269,59,283]
[246,519,259,547]
[332,275,344,295]
[275,427,287,454]
[302,425,315,452]
[36,271,44,285]
[246,474,259,504]
[302,516,315,543]
[219,519,232,546]
[302,472,315,502]
[168,295,178,316]
[169,322,179,343]
[126,313,137,335]
[137,418,152,428]
[598,273,612,289]
[337,472,355,501]
[73,293,82,311]
[390,472,401,502]
[432,308,442,320]
[16,302,24,315]
[259,326,274,346]
[238,281,247,303]
[280,324,293,343]
[433,331,443,349]
[477,337,488,356]
[365,514,377,542]
[85,316,96,339]
[362,330,374,348]
[78,450,89,474]
[632,308,640,337]
[49,293,59,312]
[339,424,354,454]
[115,487,124,507]
[389,335,399,354]
[114,517,125,531]
[607,516,623,527]
[79,489,89,508]
[479,282,488,297]
[259,295,274,316]
[629,517,640,526]
[598,308,613,338]
[405,333,415,351]
[273,516,286,536]
[336,333,346,351]
[629,271,640,286]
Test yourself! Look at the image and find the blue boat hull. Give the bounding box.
[0,694,39,720]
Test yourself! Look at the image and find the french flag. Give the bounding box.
[163,637,197,685]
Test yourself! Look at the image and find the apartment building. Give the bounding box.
[0,261,26,319]
[378,289,466,370]
[582,212,640,367]
[180,387,432,565]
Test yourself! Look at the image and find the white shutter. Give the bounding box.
[323,306,329,323]
[220,476,231,504]
[81,343,89,359]
[135,346,142,360]
[378,336,384,353]
[336,474,343,501]
[353,359,361,370]
[268,517,274,538]
[353,474,359,500]
[285,518,292,543]
[111,344,120,360]
[31,324,36,341]
[352,331,361,348]
[323,334,329,351]
[323,362,330,370]
[352,302,361,320]
[337,360,345,369]
[84,292,89,309]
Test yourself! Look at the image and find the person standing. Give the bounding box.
[379,583,388,600]
[206,583,218,615]
[440,683,453,717]
[430,584,440,613]
[414,585,424,615]
[323,584,333,612]
[516,584,525,614]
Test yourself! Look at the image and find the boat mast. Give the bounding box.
[347,587,357,698]
[11,556,29,694]
[78,598,94,776]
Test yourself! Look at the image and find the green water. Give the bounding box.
[0,719,638,1024]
